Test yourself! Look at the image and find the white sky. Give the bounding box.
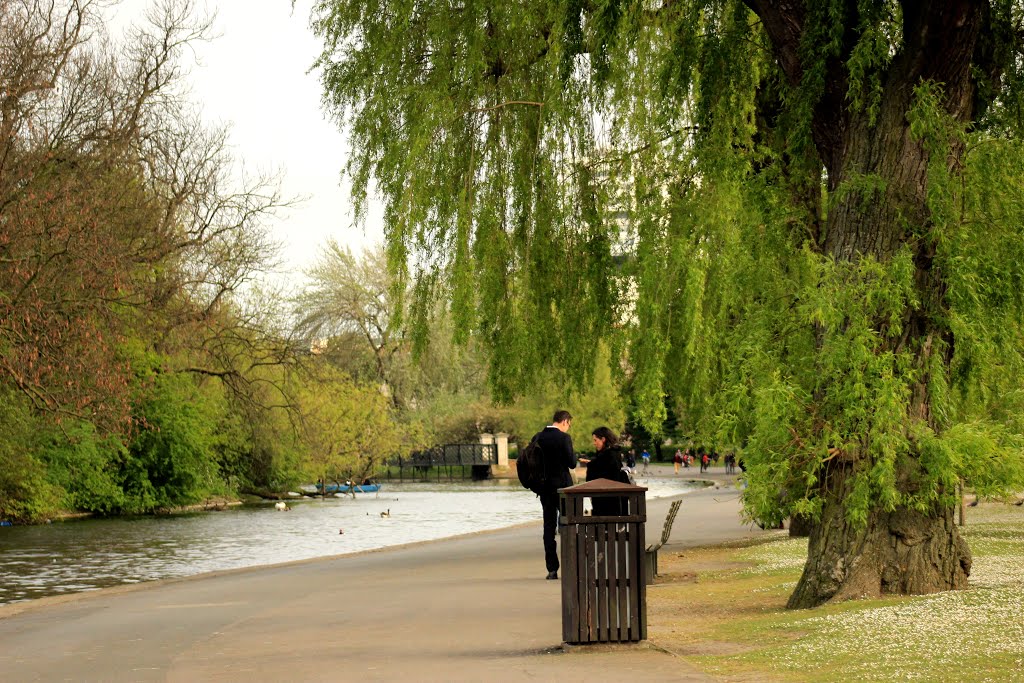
[108,0,385,286]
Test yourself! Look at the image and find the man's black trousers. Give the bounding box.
[540,490,560,572]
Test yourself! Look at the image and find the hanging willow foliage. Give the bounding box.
[309,0,1024,605]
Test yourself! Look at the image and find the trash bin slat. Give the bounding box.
[597,523,610,642]
[636,495,647,640]
[562,510,579,644]
[588,525,596,643]
[615,522,629,641]
[575,518,587,644]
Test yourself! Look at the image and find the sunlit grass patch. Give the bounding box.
[649,502,1024,682]
[732,534,808,576]
[758,585,1024,681]
[962,505,1024,590]
[742,503,1024,681]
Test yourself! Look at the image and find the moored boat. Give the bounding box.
[315,482,382,494]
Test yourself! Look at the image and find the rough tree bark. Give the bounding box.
[743,0,987,608]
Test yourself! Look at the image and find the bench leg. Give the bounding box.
[645,549,658,585]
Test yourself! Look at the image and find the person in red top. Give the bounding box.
[673,449,683,474]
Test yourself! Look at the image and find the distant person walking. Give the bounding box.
[673,449,683,474]
[530,410,577,580]
[641,449,650,473]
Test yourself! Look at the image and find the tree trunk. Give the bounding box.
[744,0,987,609]
[788,462,971,609]
[786,92,976,605]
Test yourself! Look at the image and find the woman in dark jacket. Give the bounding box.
[583,426,628,516]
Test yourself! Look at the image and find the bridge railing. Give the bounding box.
[385,443,497,480]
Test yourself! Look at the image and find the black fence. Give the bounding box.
[385,443,497,481]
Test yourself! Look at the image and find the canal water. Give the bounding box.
[0,477,702,606]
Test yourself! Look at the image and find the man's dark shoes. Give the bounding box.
[546,570,558,580]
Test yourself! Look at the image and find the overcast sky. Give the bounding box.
[109,0,384,285]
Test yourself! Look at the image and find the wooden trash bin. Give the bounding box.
[558,478,647,644]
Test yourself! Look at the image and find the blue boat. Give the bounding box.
[316,482,382,494]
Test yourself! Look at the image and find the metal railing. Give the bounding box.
[385,443,496,481]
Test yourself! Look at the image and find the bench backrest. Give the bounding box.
[660,499,682,546]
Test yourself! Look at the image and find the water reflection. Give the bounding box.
[0,477,700,605]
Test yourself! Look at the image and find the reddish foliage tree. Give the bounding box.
[1,0,287,431]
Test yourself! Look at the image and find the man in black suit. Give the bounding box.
[532,410,577,580]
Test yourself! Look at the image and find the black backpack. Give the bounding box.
[517,437,546,494]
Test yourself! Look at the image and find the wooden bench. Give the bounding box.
[645,499,682,585]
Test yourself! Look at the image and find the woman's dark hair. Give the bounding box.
[591,426,618,448]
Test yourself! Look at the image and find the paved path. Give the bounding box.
[0,475,762,682]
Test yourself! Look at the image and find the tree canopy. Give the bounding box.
[0,0,301,520]
[309,0,1024,607]
[4,0,622,525]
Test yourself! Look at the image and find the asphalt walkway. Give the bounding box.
[0,468,762,682]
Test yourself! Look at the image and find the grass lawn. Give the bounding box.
[646,501,1024,682]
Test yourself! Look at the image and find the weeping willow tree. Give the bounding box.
[307,0,1024,607]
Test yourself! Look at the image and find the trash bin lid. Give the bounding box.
[558,478,648,496]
